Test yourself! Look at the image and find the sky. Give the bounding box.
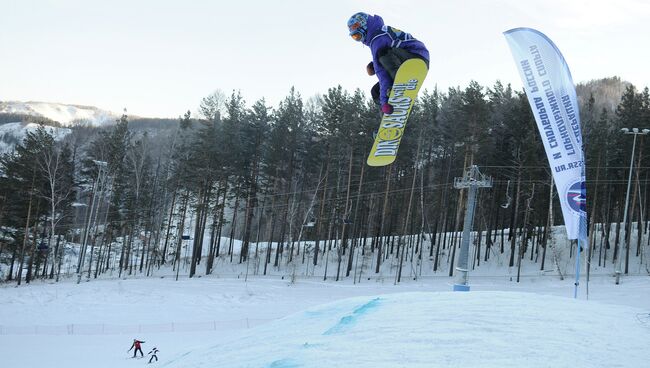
[1,0,650,118]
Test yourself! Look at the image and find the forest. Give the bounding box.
[1,76,649,284]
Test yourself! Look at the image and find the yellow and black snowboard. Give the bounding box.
[367,58,428,167]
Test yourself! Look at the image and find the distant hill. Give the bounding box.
[0,122,72,154]
[0,100,117,126]
[576,76,631,118]
[0,100,183,154]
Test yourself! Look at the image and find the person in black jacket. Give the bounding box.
[148,347,159,363]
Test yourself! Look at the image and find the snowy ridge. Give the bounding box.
[0,100,116,126]
[0,122,72,154]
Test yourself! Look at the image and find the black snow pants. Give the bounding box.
[371,47,429,105]
[134,347,143,358]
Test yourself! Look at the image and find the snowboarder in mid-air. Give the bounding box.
[128,338,145,358]
[348,12,430,167]
[347,12,430,115]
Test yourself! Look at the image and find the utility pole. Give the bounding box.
[453,165,492,291]
[616,128,649,284]
[77,160,107,284]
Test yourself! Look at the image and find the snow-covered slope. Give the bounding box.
[0,277,648,368]
[170,290,650,368]
[0,122,72,154]
[0,100,116,126]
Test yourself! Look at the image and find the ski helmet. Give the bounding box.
[347,12,369,42]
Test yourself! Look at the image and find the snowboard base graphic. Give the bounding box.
[367,58,428,167]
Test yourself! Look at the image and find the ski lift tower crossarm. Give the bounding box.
[453,165,492,292]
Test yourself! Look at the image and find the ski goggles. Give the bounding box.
[349,21,364,41]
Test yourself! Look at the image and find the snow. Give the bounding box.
[0,122,72,154]
[0,101,115,126]
[0,275,648,367]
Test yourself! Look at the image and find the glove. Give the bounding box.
[366,61,375,76]
[381,103,393,115]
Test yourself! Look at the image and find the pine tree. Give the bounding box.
[0,124,52,282]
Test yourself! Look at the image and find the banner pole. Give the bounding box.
[574,239,581,299]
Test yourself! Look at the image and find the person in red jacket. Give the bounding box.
[128,339,145,358]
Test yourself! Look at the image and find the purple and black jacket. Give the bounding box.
[362,15,429,105]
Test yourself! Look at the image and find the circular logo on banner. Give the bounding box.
[565,180,586,214]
